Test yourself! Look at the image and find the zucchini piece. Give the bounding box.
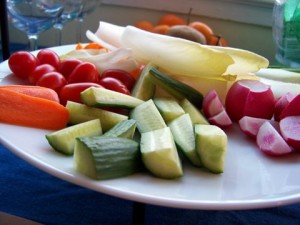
[168,114,202,167]
[74,137,141,180]
[103,119,137,139]
[130,99,167,133]
[180,99,209,125]
[46,119,102,155]
[195,124,227,173]
[81,87,144,109]
[66,101,127,132]
[149,67,203,108]
[131,63,156,100]
[140,127,183,179]
[153,97,185,123]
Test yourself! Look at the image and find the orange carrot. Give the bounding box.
[76,43,84,50]
[83,42,104,49]
[0,85,60,102]
[0,88,69,130]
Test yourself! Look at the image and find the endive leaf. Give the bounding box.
[121,26,234,77]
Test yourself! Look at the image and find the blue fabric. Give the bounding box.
[1,142,300,225]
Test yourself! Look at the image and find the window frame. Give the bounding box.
[101,0,274,27]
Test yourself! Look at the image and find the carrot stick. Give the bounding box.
[0,88,69,130]
[0,85,60,102]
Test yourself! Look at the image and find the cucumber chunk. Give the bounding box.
[103,119,137,139]
[130,99,167,133]
[180,99,209,125]
[140,127,183,179]
[74,137,141,180]
[81,87,144,108]
[149,67,203,108]
[195,124,227,173]
[168,114,202,167]
[46,119,102,155]
[66,101,128,132]
[153,97,185,123]
[131,63,156,100]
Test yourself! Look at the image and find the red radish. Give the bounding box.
[274,92,295,121]
[208,109,232,128]
[202,89,224,118]
[256,121,293,156]
[279,94,300,120]
[225,80,275,122]
[279,116,300,151]
[239,116,269,139]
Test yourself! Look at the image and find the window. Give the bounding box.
[102,0,275,26]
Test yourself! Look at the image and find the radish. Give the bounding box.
[256,121,293,156]
[279,94,300,120]
[202,89,224,118]
[225,79,275,122]
[279,116,300,151]
[208,109,232,128]
[238,116,269,139]
[274,92,295,121]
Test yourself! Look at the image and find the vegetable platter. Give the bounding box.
[1,22,300,210]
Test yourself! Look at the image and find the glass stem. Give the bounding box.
[76,16,84,43]
[54,23,63,46]
[27,34,38,51]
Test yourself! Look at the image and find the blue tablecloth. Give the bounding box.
[1,142,300,225]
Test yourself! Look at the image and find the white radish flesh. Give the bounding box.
[280,116,300,151]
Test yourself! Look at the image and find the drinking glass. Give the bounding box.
[76,0,100,42]
[54,0,83,46]
[7,0,65,51]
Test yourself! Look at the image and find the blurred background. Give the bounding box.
[5,0,276,63]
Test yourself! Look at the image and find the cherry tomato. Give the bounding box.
[68,62,99,83]
[59,58,82,79]
[37,49,61,70]
[101,69,136,91]
[8,51,39,79]
[59,82,103,106]
[98,77,130,95]
[29,64,56,84]
[36,71,67,93]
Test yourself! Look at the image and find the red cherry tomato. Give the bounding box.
[68,62,99,83]
[59,58,82,79]
[36,71,67,93]
[59,82,104,106]
[98,77,130,95]
[37,49,61,70]
[101,69,136,91]
[29,64,56,84]
[8,51,39,79]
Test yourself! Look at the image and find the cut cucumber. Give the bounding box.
[46,119,102,155]
[130,99,167,133]
[131,62,156,100]
[66,101,127,132]
[153,97,185,123]
[180,99,209,125]
[140,127,183,179]
[168,114,202,167]
[81,87,144,108]
[74,136,140,180]
[149,67,203,108]
[103,119,137,139]
[195,124,227,173]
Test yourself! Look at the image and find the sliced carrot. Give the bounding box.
[84,42,104,49]
[0,88,69,130]
[76,43,84,50]
[0,85,60,103]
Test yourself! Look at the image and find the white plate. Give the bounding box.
[1,45,300,210]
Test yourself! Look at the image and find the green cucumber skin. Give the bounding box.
[74,137,141,180]
[103,119,137,139]
[149,67,203,109]
[46,119,102,155]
